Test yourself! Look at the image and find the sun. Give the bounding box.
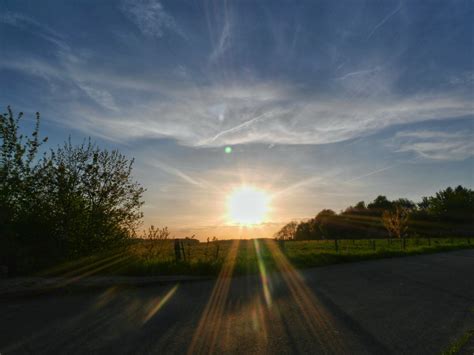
[227,186,270,226]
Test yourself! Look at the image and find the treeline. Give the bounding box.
[0,107,145,274]
[276,186,474,241]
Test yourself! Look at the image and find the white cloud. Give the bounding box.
[0,11,68,50]
[76,83,119,112]
[367,3,402,39]
[2,13,472,150]
[335,66,394,96]
[210,18,232,62]
[448,71,474,86]
[3,49,472,148]
[65,79,472,149]
[121,0,185,39]
[147,159,209,188]
[390,129,474,160]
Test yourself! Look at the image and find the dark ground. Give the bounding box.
[1,250,473,354]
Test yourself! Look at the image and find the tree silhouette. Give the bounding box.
[0,107,145,273]
[275,221,298,240]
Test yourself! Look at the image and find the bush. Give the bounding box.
[0,107,145,274]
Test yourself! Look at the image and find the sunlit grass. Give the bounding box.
[37,237,474,279]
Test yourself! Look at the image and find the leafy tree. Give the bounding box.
[393,198,416,211]
[285,186,473,241]
[0,107,49,271]
[382,205,409,240]
[420,186,474,223]
[294,221,313,240]
[0,107,145,273]
[314,209,337,239]
[47,139,145,255]
[367,195,393,213]
[275,221,298,240]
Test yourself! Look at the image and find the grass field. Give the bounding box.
[40,237,474,279]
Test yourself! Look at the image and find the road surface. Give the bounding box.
[1,249,473,354]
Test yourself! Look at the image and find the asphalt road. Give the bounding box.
[1,249,473,354]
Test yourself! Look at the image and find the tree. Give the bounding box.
[280,186,473,241]
[47,139,145,255]
[314,209,337,239]
[382,205,409,240]
[368,195,393,213]
[0,107,49,272]
[275,221,298,240]
[143,225,170,259]
[0,107,145,273]
[421,186,474,223]
[393,198,416,211]
[294,221,311,240]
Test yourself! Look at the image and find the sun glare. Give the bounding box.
[227,186,270,226]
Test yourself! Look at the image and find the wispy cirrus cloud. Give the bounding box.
[390,129,474,160]
[209,15,232,62]
[68,79,472,148]
[3,43,472,150]
[147,159,210,189]
[367,3,402,39]
[2,5,472,155]
[0,11,68,50]
[121,0,186,39]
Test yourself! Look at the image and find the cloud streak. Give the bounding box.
[121,0,186,39]
[3,45,472,150]
[367,3,402,39]
[74,84,472,148]
[390,129,474,160]
[2,5,472,154]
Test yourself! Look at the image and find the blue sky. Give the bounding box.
[1,0,473,238]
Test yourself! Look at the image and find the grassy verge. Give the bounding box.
[441,328,474,355]
[36,237,474,278]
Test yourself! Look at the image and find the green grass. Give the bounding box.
[38,237,474,278]
[441,328,474,355]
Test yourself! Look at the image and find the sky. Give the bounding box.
[1,0,473,239]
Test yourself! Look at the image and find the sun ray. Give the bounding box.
[187,240,240,354]
[254,239,272,307]
[265,239,350,353]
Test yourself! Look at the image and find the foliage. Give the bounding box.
[0,107,144,273]
[289,186,473,241]
[419,185,474,222]
[382,205,409,239]
[275,221,298,240]
[142,225,170,259]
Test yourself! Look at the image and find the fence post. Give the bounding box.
[428,237,431,246]
[174,239,182,262]
[334,239,339,253]
[372,240,376,251]
[181,241,187,262]
[278,239,286,254]
[215,243,220,260]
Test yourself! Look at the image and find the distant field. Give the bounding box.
[40,237,474,278]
